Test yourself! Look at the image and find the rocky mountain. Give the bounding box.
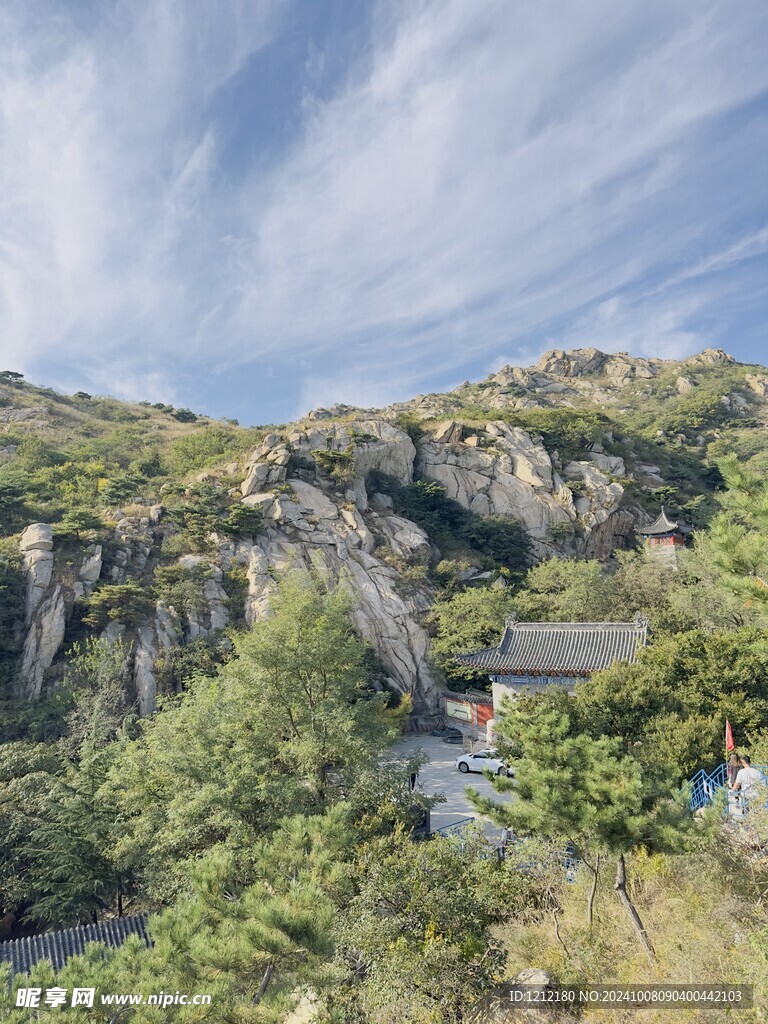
[2,347,767,728]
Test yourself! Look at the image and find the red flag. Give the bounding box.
[725,720,735,752]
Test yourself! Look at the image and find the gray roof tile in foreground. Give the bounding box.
[0,914,151,976]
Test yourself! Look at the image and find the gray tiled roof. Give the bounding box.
[456,619,649,676]
[638,506,690,536]
[0,914,150,976]
[445,691,494,705]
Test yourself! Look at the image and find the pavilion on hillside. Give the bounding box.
[637,507,691,565]
[455,617,650,725]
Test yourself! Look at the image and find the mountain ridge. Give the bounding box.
[1,347,766,731]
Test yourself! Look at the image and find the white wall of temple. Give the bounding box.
[491,675,586,714]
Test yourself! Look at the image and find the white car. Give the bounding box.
[454,749,512,776]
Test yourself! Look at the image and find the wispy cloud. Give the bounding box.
[0,0,767,419]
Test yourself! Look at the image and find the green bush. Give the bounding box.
[153,563,211,616]
[218,503,263,538]
[368,473,532,573]
[0,541,25,701]
[164,426,244,476]
[0,476,30,536]
[503,408,609,462]
[312,445,356,484]
[81,582,155,630]
[172,408,198,423]
[392,412,426,443]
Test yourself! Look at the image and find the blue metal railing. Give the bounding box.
[686,763,768,813]
[687,763,728,811]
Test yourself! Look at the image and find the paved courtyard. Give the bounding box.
[389,734,513,839]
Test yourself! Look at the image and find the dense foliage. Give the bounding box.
[368,472,532,573]
[2,363,768,1019]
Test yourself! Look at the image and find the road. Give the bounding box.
[388,734,513,838]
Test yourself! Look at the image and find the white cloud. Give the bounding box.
[0,0,767,413]
[228,0,768,397]
[0,0,278,382]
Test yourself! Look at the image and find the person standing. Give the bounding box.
[733,755,764,813]
[727,751,741,788]
[499,824,513,861]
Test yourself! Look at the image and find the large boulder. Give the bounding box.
[417,425,572,548]
[291,419,416,486]
[233,514,440,723]
[20,523,53,552]
[22,549,55,622]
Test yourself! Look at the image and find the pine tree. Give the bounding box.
[24,745,122,926]
[470,695,690,960]
[708,454,768,615]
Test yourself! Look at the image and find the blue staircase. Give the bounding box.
[687,763,728,811]
[686,763,767,813]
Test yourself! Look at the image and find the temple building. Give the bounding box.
[455,617,649,725]
[638,506,691,566]
[443,690,494,733]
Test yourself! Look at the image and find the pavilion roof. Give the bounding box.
[637,506,692,536]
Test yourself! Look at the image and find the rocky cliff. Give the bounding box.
[5,345,767,723]
[11,415,636,720]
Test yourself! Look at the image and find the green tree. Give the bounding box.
[513,558,610,621]
[165,482,222,550]
[57,506,104,539]
[105,573,407,902]
[218,501,263,538]
[153,636,229,695]
[0,541,25,695]
[428,585,514,687]
[0,478,29,535]
[312,444,355,484]
[97,472,144,507]
[152,562,211,617]
[225,572,406,802]
[81,582,154,630]
[707,453,768,619]
[577,627,768,775]
[0,742,63,926]
[63,637,133,750]
[333,827,537,1022]
[172,407,198,422]
[471,697,689,960]
[24,744,124,927]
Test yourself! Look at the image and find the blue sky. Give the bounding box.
[1,0,767,426]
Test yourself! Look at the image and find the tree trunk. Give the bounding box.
[614,854,655,962]
[551,907,570,962]
[253,963,274,1005]
[585,852,600,927]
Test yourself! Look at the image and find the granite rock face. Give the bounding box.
[12,399,640,715]
[415,419,630,558]
[219,477,440,723]
[18,585,66,699]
